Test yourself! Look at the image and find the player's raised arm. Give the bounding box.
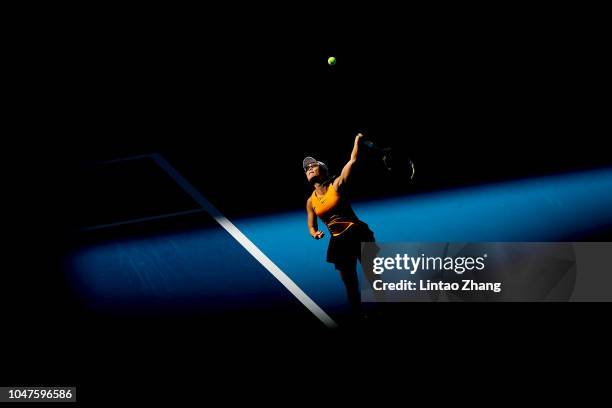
[334,133,364,190]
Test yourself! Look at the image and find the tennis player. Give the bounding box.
[304,133,378,317]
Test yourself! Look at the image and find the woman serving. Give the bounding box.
[304,133,377,315]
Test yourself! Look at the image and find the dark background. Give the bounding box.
[5,6,611,402]
[18,8,612,215]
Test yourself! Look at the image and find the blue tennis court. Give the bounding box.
[65,155,612,326]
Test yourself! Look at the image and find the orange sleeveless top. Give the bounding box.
[310,183,358,237]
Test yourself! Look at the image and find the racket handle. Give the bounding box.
[362,140,374,148]
[362,139,391,152]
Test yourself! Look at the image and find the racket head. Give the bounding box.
[382,149,415,180]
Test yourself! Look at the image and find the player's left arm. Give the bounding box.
[334,133,364,191]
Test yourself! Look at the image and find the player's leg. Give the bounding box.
[357,225,386,304]
[337,259,362,315]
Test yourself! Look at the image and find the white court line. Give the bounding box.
[91,154,156,166]
[150,153,338,328]
[80,154,206,232]
[81,209,206,232]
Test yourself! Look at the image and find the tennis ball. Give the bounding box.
[327,56,337,66]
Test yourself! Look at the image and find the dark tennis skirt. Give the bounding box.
[326,221,379,270]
